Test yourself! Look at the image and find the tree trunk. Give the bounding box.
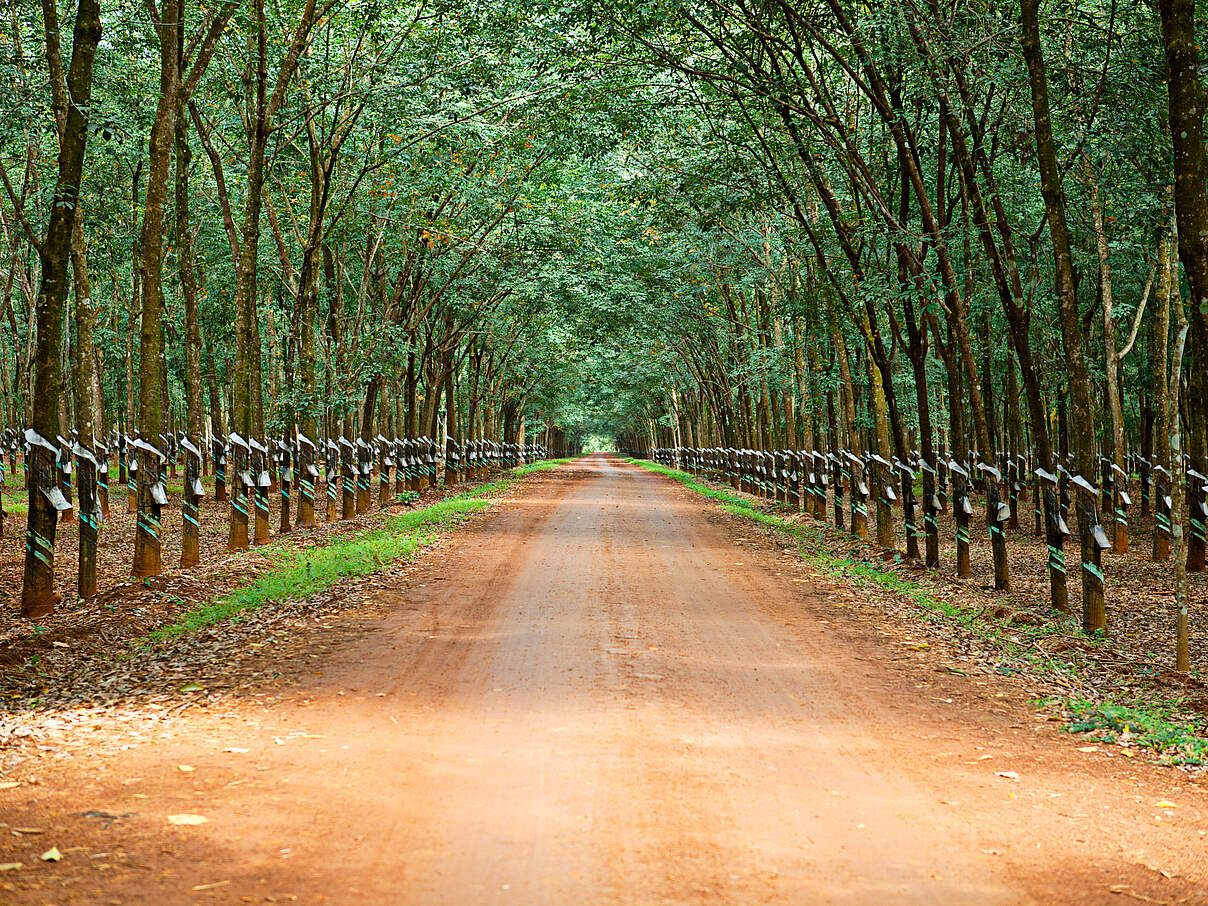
[1020,0,1104,632]
[1082,155,1130,552]
[1168,249,1192,670]
[70,207,100,596]
[133,0,184,577]
[297,240,319,526]
[444,367,458,485]
[1159,0,1208,351]
[21,0,102,617]
[231,6,268,440]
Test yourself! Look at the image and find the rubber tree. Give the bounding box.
[1019,0,1105,634]
[1158,0,1208,574]
[133,0,236,576]
[19,0,102,617]
[45,4,104,597]
[175,103,204,567]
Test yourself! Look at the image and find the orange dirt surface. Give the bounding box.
[1,454,1206,905]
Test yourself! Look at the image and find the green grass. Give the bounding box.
[141,460,573,646]
[628,458,1208,764]
[627,458,1040,629]
[627,460,752,508]
[1065,699,1208,766]
[513,457,577,476]
[629,458,1084,638]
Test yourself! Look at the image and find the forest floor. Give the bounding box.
[0,464,525,710]
[0,454,1206,904]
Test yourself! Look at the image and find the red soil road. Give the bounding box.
[3,454,1207,904]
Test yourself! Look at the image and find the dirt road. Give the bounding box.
[3,455,1207,904]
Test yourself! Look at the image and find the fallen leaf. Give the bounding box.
[75,810,135,827]
[0,863,22,872]
[40,847,61,862]
[1155,801,1177,809]
[1077,746,1099,753]
[995,771,1019,781]
[0,782,20,790]
[178,765,195,773]
[178,683,204,693]
[167,814,209,826]
[1109,885,1175,903]
[222,748,249,754]
[13,827,45,835]
[191,880,231,891]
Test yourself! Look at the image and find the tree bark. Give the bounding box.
[1020,0,1104,632]
[1168,245,1192,670]
[1159,0,1208,352]
[132,0,183,578]
[176,107,204,566]
[21,0,102,617]
[70,211,99,596]
[1082,156,1131,548]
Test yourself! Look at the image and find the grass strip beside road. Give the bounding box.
[626,460,970,623]
[514,457,578,476]
[144,460,577,645]
[628,458,1208,766]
